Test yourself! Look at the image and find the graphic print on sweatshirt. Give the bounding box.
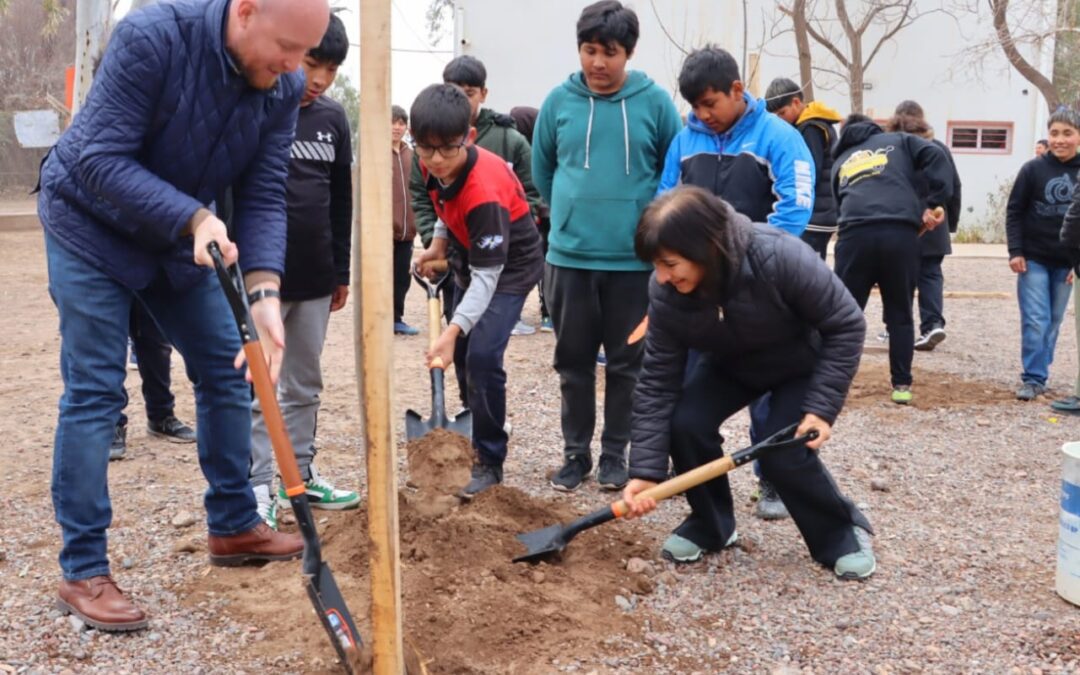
[837,146,894,188]
[291,130,337,163]
[1038,172,1076,217]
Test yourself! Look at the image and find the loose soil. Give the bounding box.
[846,361,1016,409]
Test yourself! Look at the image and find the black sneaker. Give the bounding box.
[460,463,503,500]
[914,326,946,352]
[596,454,628,491]
[753,479,789,520]
[147,415,196,443]
[109,422,127,461]
[550,454,592,492]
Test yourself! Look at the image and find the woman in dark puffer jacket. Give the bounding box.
[621,186,875,580]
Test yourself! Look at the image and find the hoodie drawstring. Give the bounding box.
[584,97,595,170]
[621,99,629,176]
[583,96,630,176]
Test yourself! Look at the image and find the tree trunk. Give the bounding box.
[849,63,864,114]
[991,0,1060,112]
[792,0,815,100]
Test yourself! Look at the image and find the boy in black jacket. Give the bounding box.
[832,114,952,405]
[765,77,842,260]
[1053,165,1080,414]
[1007,109,1080,401]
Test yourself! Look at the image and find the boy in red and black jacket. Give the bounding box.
[413,84,544,497]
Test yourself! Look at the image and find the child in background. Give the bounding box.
[411,84,544,498]
[392,104,419,336]
[1006,109,1080,401]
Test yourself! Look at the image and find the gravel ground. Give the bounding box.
[2,228,1080,673]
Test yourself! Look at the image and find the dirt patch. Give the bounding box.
[846,360,1014,409]
[404,428,473,495]
[183,485,659,673]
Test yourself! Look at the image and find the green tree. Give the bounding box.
[327,73,359,152]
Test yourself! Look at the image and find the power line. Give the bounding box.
[390,0,451,62]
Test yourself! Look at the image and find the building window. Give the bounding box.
[947,122,1013,154]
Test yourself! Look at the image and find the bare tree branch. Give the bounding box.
[989,0,1059,111]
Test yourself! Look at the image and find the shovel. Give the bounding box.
[405,260,472,440]
[208,243,363,672]
[513,423,818,563]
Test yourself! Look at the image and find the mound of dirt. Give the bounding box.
[846,361,1014,409]
[183,485,659,674]
[404,428,473,495]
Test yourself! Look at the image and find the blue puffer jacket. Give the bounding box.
[37,0,302,290]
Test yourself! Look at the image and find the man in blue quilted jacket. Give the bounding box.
[36,0,330,632]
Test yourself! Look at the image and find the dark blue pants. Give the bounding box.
[669,354,871,566]
[452,290,527,466]
[46,233,261,581]
[121,301,178,425]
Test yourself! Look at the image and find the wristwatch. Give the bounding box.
[247,288,281,305]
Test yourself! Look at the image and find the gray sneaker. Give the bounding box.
[662,530,737,564]
[147,415,196,443]
[754,479,790,520]
[834,526,876,580]
[596,454,628,491]
[1016,382,1045,401]
[109,422,127,461]
[914,326,946,352]
[460,463,503,500]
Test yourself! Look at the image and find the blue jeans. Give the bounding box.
[1017,260,1072,386]
[452,290,527,466]
[46,233,261,581]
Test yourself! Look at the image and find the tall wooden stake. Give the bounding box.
[355,0,404,672]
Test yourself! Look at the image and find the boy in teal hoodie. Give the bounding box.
[532,0,682,493]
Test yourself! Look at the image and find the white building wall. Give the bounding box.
[455,0,1058,232]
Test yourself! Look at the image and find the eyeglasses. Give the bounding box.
[414,140,467,160]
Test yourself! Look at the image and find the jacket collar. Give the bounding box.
[207,0,283,98]
[424,145,478,202]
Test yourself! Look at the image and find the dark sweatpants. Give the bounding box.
[120,301,177,426]
[835,223,919,387]
[392,240,413,323]
[670,354,871,566]
[545,264,650,461]
[452,290,527,466]
[917,254,946,334]
[801,230,833,261]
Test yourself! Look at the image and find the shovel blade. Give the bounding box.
[305,562,363,671]
[405,408,431,441]
[512,523,569,563]
[404,408,473,441]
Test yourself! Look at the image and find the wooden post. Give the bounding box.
[355,0,404,673]
[72,0,111,114]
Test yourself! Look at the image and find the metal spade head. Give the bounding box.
[512,523,570,563]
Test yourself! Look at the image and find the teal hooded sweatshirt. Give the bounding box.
[532,70,682,271]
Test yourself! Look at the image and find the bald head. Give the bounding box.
[227,0,331,90]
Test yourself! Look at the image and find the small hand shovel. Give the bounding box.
[405,261,472,441]
[208,243,363,672]
[512,423,818,563]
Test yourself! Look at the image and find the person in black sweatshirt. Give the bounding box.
[886,102,963,353]
[621,186,875,579]
[1007,109,1080,401]
[832,114,953,405]
[1053,166,1080,414]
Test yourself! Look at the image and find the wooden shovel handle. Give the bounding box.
[610,455,736,517]
[244,341,306,497]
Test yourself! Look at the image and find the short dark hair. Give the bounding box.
[1037,138,1050,147]
[409,84,471,146]
[308,12,349,66]
[577,0,639,54]
[678,46,741,104]
[844,113,876,128]
[635,186,737,299]
[442,55,487,88]
[509,106,539,145]
[1049,109,1080,131]
[392,105,408,124]
[894,100,924,119]
[764,77,802,113]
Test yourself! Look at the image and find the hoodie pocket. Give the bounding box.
[554,197,650,259]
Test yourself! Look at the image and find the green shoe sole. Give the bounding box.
[891,389,913,405]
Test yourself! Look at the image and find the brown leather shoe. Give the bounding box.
[57,576,149,632]
[208,522,303,567]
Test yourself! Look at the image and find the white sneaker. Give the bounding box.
[511,320,536,336]
[253,483,279,530]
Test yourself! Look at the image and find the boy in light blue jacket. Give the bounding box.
[532,0,682,494]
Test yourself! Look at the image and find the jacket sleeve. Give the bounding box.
[774,237,865,423]
[629,284,689,482]
[75,20,204,250]
[908,135,953,213]
[230,99,298,276]
[1061,174,1080,249]
[509,129,544,221]
[329,113,353,286]
[655,132,683,196]
[945,148,962,233]
[531,93,558,205]
[410,151,437,247]
[1006,163,1031,259]
[765,124,814,236]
